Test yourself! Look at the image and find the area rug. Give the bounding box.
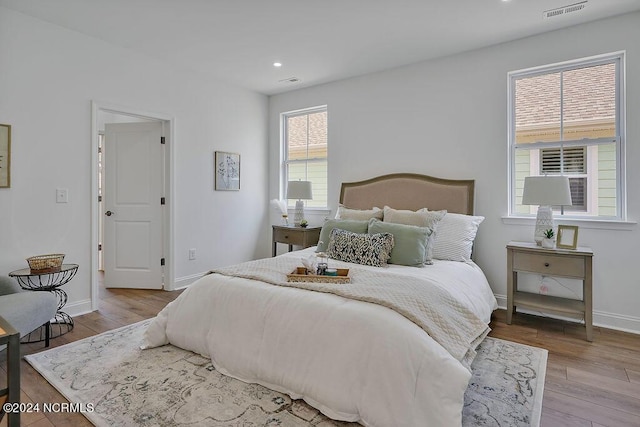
[25,320,547,426]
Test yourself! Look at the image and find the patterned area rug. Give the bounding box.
[25,320,547,426]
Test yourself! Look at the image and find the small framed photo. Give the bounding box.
[556,225,579,249]
[214,151,240,191]
[0,124,10,188]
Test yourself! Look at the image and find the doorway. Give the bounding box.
[91,102,174,310]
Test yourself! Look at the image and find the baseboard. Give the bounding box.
[172,272,208,290]
[494,293,640,335]
[63,298,93,318]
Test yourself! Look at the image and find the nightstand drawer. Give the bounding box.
[513,252,585,278]
[273,227,305,244]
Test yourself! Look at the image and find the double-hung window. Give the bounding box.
[282,106,328,209]
[509,52,625,220]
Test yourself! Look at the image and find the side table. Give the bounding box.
[506,241,593,341]
[0,316,20,427]
[9,264,78,342]
[272,225,322,257]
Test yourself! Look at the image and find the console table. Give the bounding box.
[9,264,78,342]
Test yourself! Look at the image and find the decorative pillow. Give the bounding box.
[327,228,394,267]
[382,206,447,264]
[382,206,446,228]
[335,205,383,221]
[317,219,369,252]
[432,213,484,262]
[368,219,432,267]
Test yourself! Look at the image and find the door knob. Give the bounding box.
[105,210,114,216]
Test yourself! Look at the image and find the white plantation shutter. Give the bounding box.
[541,147,587,211]
[541,147,585,174]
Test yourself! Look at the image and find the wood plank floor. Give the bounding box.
[2,286,640,426]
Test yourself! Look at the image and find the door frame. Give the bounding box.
[90,101,175,310]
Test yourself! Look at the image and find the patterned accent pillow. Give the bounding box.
[317,219,369,253]
[327,228,394,267]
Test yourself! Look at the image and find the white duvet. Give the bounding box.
[144,248,498,426]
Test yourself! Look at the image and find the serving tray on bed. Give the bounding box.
[287,267,351,284]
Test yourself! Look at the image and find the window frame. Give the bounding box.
[281,105,328,210]
[507,51,626,221]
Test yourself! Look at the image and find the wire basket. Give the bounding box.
[26,254,65,273]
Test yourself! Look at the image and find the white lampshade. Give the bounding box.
[287,180,313,200]
[287,180,313,226]
[522,176,572,207]
[522,176,572,246]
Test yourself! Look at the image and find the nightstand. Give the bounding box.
[272,225,322,257]
[506,241,594,341]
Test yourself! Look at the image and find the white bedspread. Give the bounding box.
[144,248,498,426]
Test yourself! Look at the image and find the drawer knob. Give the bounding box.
[544,262,550,267]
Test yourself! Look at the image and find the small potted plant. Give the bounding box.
[542,229,555,248]
[299,219,308,228]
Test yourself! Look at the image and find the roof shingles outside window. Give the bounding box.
[515,63,615,143]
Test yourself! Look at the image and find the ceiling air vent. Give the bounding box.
[543,1,587,19]
[279,77,301,84]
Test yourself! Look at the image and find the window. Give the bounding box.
[282,106,328,209]
[509,52,625,220]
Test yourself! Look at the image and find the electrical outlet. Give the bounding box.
[56,188,69,203]
[188,248,196,260]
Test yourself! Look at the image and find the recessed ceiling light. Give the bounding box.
[273,62,282,67]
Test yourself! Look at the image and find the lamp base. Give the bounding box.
[294,200,305,226]
[534,205,554,246]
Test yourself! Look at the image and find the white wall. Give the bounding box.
[269,12,640,333]
[0,7,270,314]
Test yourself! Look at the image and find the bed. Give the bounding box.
[144,173,498,426]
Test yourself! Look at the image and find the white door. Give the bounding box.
[103,122,164,289]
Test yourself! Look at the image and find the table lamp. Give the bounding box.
[287,180,313,226]
[522,176,572,245]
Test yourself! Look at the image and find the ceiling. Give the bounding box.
[2,0,640,95]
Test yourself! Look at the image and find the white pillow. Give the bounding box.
[432,213,484,262]
[335,205,383,221]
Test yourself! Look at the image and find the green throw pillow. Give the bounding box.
[368,219,433,267]
[317,219,369,252]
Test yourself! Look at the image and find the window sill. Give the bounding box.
[502,216,637,231]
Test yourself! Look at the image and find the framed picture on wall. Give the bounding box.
[215,151,240,191]
[0,124,11,188]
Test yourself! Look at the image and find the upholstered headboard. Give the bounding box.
[339,173,475,215]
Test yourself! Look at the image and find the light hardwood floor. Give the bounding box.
[2,286,640,426]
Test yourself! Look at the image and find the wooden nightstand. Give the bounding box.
[272,225,322,257]
[506,241,594,341]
